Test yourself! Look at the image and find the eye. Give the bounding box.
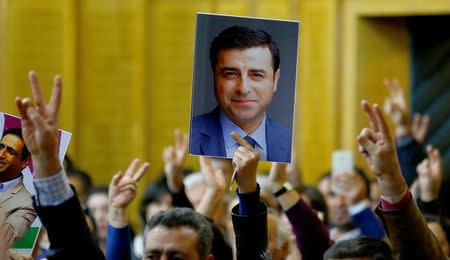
[250,72,265,80]
[0,144,4,150]
[6,147,17,156]
[223,70,238,79]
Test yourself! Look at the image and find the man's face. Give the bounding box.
[143,226,201,260]
[213,46,280,130]
[86,193,109,240]
[0,134,27,179]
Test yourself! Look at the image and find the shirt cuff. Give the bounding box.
[380,191,412,211]
[33,168,74,206]
[236,184,261,216]
[348,199,371,216]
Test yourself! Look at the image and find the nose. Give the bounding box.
[236,75,251,94]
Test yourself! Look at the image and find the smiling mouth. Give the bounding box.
[231,99,256,104]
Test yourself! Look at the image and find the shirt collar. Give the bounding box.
[0,175,22,192]
[220,111,266,149]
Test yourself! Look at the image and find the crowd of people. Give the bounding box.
[1,28,449,260]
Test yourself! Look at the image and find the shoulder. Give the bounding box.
[266,117,292,139]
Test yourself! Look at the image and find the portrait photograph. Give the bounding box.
[189,13,300,163]
[0,112,71,254]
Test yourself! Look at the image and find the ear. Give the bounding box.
[273,68,280,93]
[206,254,215,260]
[20,157,30,171]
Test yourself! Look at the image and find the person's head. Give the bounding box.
[210,26,281,131]
[67,169,93,204]
[267,212,290,260]
[0,128,30,182]
[86,186,109,242]
[143,208,214,260]
[139,182,172,227]
[324,237,393,260]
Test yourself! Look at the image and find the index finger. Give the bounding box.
[230,132,253,149]
[361,100,379,132]
[132,162,150,182]
[373,104,391,140]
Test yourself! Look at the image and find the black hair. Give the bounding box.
[324,237,393,260]
[1,128,30,161]
[139,181,171,226]
[87,186,109,198]
[67,169,93,203]
[145,208,213,259]
[210,25,280,72]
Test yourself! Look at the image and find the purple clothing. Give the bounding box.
[285,199,330,260]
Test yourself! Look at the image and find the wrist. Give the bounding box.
[32,154,62,179]
[108,207,128,228]
[238,182,257,194]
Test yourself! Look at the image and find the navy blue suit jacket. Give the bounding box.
[190,108,292,163]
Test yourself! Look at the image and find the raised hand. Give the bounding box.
[108,158,149,227]
[417,145,443,202]
[196,156,226,218]
[383,78,410,137]
[163,129,188,192]
[269,162,287,187]
[357,100,407,203]
[231,132,259,193]
[411,113,431,144]
[15,71,62,178]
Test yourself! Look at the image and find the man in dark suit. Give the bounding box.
[190,26,292,163]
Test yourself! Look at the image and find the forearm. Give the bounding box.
[196,189,222,219]
[283,192,330,259]
[108,207,128,228]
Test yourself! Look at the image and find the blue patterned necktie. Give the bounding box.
[244,135,257,148]
[0,183,4,192]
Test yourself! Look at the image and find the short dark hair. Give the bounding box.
[324,237,393,260]
[210,25,280,72]
[145,208,213,259]
[67,169,93,203]
[87,186,109,198]
[1,128,30,161]
[139,181,170,226]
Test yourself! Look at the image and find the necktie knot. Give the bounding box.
[244,135,257,148]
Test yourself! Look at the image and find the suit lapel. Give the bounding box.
[199,108,226,157]
[266,117,288,162]
[0,182,23,205]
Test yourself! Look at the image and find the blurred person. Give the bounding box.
[321,167,385,242]
[190,26,292,163]
[295,184,328,225]
[86,186,109,253]
[383,78,429,186]
[67,168,93,205]
[316,172,331,198]
[0,128,37,249]
[267,212,290,260]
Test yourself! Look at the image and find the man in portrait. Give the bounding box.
[0,128,37,249]
[190,25,293,163]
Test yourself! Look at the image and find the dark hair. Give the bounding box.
[324,237,393,260]
[145,208,214,259]
[210,26,280,72]
[1,128,30,161]
[67,169,93,202]
[139,181,171,226]
[295,184,329,225]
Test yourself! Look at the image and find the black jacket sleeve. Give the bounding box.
[231,201,271,260]
[33,193,105,260]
